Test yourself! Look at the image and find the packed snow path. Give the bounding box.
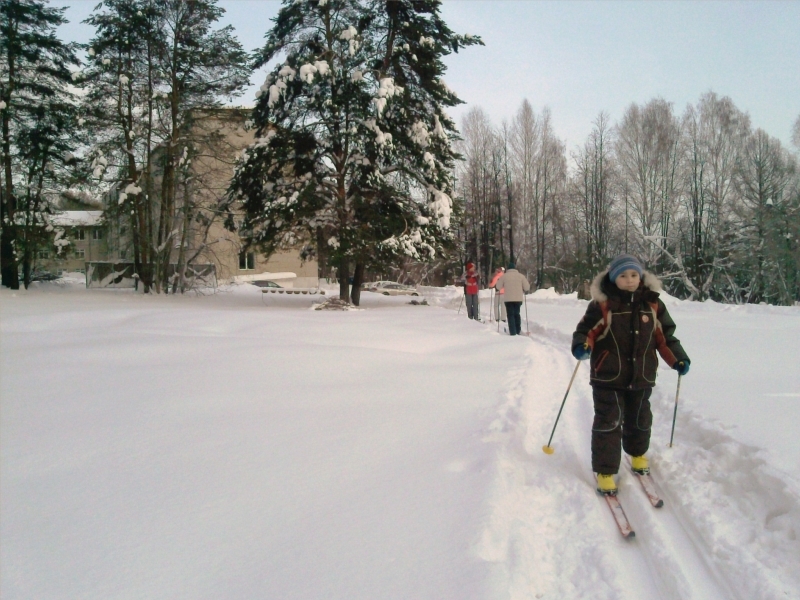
[469,290,800,600]
[2,282,799,599]
[482,330,735,599]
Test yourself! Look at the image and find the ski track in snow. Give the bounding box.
[470,301,800,600]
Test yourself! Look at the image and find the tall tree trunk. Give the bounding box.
[173,180,191,293]
[351,262,365,305]
[1,25,18,289]
[338,257,350,302]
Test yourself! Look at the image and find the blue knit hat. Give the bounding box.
[507,261,516,270]
[608,254,643,282]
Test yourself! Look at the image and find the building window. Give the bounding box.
[92,229,104,240]
[239,251,255,270]
[76,249,85,259]
[37,249,51,259]
[120,250,127,260]
[75,229,85,240]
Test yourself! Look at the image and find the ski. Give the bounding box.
[625,456,664,508]
[602,492,635,538]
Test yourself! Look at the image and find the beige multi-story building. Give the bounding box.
[37,210,107,275]
[38,109,319,288]
[187,108,319,288]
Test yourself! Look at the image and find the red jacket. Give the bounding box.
[463,269,479,295]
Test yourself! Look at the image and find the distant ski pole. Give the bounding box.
[457,291,464,314]
[543,360,582,455]
[669,374,682,448]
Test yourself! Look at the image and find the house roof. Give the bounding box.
[51,211,104,227]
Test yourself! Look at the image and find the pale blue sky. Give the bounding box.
[53,0,800,152]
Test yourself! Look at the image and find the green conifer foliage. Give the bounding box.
[230,0,482,302]
[1,0,80,288]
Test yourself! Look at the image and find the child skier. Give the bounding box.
[571,254,690,494]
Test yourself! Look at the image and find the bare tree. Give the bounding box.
[677,93,749,299]
[570,112,618,280]
[509,99,538,270]
[458,106,502,282]
[616,98,682,266]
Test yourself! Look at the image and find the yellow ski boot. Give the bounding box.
[596,473,618,495]
[631,455,649,475]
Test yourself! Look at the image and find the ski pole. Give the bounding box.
[543,360,582,455]
[669,375,683,448]
[457,290,464,314]
[524,293,530,335]
[489,288,494,322]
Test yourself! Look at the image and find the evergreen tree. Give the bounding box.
[230,0,482,303]
[1,0,80,289]
[82,0,249,292]
[733,130,798,304]
[83,0,158,290]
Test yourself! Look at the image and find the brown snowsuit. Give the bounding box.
[572,270,690,474]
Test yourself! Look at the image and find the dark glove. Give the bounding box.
[572,343,591,361]
[674,360,690,376]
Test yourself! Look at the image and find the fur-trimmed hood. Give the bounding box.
[589,269,663,303]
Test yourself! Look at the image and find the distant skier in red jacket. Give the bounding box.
[459,262,481,320]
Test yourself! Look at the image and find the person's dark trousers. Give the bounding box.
[505,301,522,334]
[466,293,479,320]
[591,387,653,474]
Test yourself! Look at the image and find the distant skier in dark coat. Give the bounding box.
[571,254,690,494]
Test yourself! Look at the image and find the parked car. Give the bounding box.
[361,280,393,289]
[366,281,420,296]
[250,280,283,289]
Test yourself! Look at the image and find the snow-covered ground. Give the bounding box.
[2,278,799,599]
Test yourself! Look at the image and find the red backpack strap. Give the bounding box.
[649,301,678,364]
[587,301,611,346]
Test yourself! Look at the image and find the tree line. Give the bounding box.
[3,0,798,306]
[1,0,249,292]
[456,96,800,305]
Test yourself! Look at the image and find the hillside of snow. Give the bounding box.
[2,280,799,599]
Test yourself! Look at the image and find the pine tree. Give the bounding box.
[83,0,158,290]
[155,0,249,293]
[1,0,80,289]
[734,130,798,304]
[230,0,482,304]
[83,0,249,292]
